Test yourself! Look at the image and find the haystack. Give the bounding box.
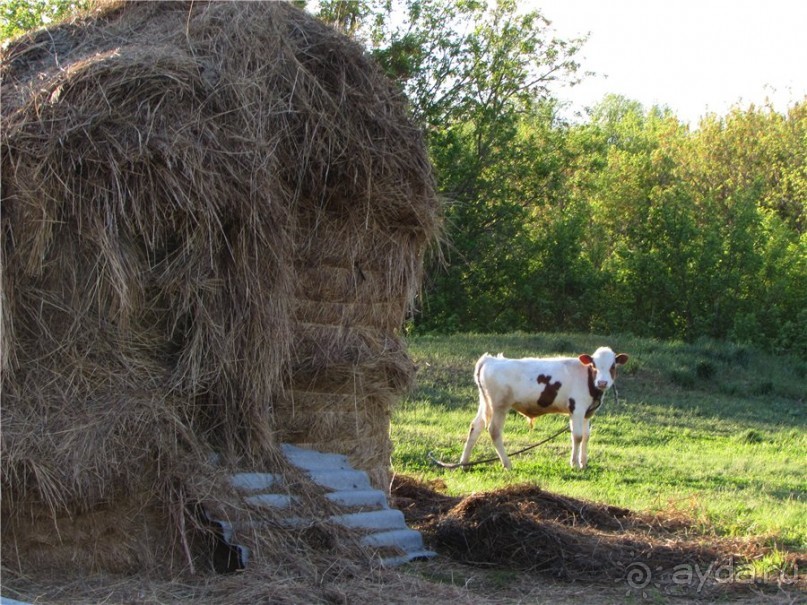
[1,0,439,576]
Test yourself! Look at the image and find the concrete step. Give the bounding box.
[325,489,388,509]
[230,473,282,493]
[331,508,407,531]
[1,597,33,605]
[379,550,439,567]
[306,469,372,491]
[282,443,352,471]
[245,493,297,510]
[361,528,426,551]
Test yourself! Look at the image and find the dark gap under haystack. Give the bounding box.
[1,0,439,578]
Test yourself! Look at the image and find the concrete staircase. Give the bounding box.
[202,444,436,570]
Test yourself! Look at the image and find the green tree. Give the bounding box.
[354,0,585,331]
[1,0,87,40]
[576,96,805,350]
[312,0,372,37]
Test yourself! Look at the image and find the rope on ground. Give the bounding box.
[428,425,569,469]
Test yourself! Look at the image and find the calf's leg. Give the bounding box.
[459,411,485,466]
[488,407,512,469]
[569,414,585,469]
[580,419,592,468]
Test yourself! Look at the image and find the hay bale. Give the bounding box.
[1,0,439,576]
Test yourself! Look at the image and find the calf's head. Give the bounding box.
[578,347,629,391]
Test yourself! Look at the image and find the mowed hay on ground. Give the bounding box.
[391,476,806,599]
[1,0,439,581]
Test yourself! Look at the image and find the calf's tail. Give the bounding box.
[474,353,494,426]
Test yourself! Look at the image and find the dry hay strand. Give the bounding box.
[1,556,489,605]
[390,474,459,522]
[1,0,439,577]
[293,299,408,332]
[279,392,391,441]
[391,477,806,598]
[288,324,415,394]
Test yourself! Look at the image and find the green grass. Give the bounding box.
[391,332,807,550]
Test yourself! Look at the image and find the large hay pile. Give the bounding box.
[1,0,438,577]
[391,477,806,599]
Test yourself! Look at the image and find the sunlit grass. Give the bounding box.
[391,332,807,549]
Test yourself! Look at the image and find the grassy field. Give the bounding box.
[391,332,806,551]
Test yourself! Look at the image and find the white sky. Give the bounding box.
[527,0,807,124]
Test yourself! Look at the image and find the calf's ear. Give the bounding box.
[615,353,629,365]
[578,354,594,366]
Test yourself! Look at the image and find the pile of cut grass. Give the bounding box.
[391,475,805,599]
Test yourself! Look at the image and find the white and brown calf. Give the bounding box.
[459,347,629,469]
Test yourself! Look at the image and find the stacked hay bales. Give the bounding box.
[1,0,439,576]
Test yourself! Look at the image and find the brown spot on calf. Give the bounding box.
[586,366,603,403]
[536,374,562,407]
[584,366,604,418]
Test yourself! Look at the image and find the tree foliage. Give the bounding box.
[580,96,806,351]
[1,0,87,40]
[319,0,587,333]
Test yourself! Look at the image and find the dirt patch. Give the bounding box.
[391,475,805,600]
